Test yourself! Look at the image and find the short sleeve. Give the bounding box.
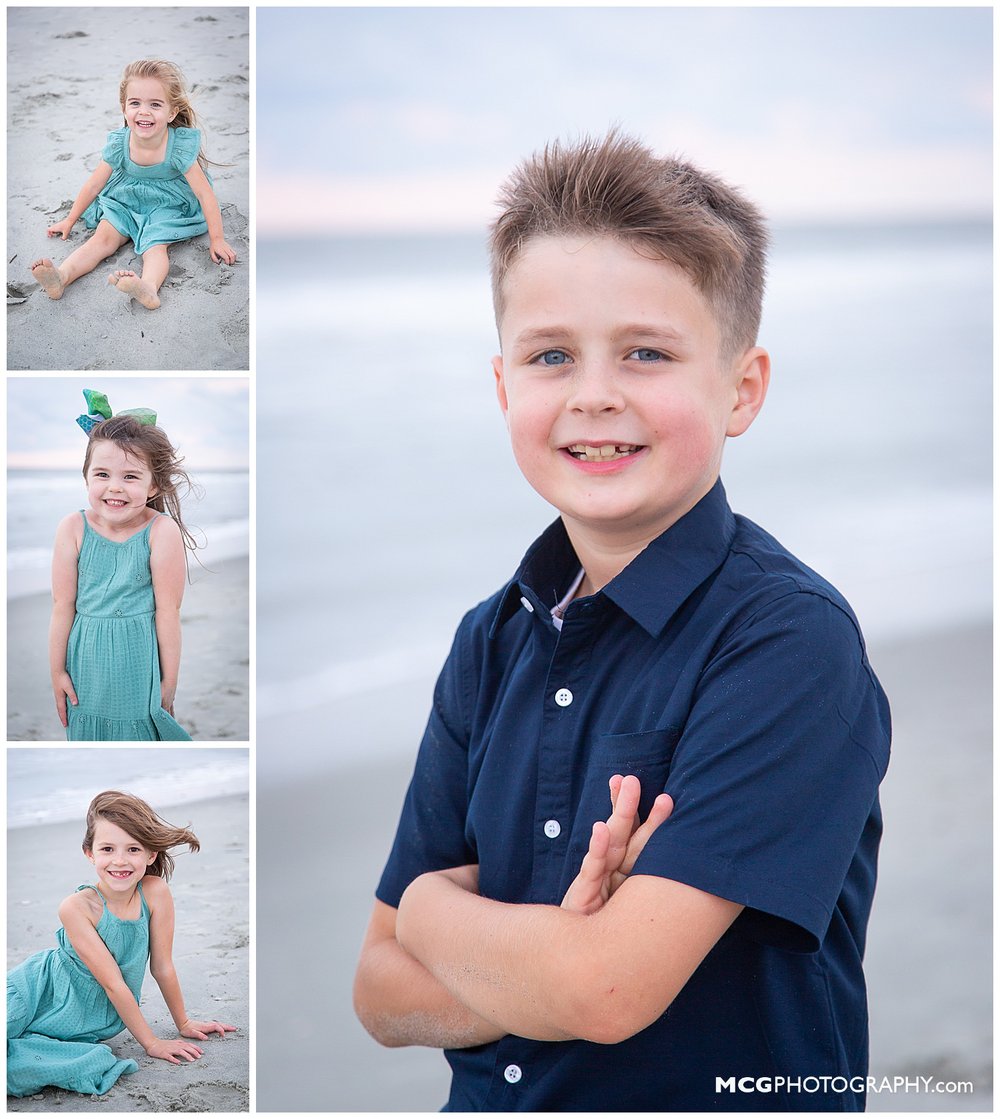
[376,619,477,908]
[101,128,127,169]
[170,127,202,173]
[631,590,890,952]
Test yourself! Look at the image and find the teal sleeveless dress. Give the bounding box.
[7,883,150,1097]
[82,126,208,255]
[65,512,191,741]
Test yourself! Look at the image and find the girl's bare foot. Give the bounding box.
[31,259,66,300]
[108,269,160,310]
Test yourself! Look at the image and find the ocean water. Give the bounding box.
[256,222,991,775]
[7,747,250,830]
[7,469,250,599]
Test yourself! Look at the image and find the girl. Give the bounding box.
[30,59,236,310]
[50,389,198,740]
[7,791,236,1098]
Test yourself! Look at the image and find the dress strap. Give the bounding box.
[76,883,106,905]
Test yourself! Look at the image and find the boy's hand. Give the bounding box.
[561,774,673,916]
[210,238,236,265]
[52,671,78,727]
[145,1036,204,1063]
[180,1018,237,1041]
[46,218,75,240]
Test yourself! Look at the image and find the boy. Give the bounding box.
[353,132,890,1111]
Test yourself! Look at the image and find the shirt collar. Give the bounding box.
[490,478,736,639]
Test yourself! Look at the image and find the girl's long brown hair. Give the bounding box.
[83,414,201,556]
[83,791,199,882]
[119,59,223,172]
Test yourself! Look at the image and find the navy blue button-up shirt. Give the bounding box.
[379,480,890,1111]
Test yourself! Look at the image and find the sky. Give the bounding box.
[257,6,992,234]
[7,378,250,470]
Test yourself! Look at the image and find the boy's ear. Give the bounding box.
[726,347,770,438]
[492,355,510,421]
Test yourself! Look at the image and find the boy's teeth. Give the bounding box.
[568,443,639,462]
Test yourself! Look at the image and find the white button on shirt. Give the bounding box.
[543,819,561,839]
[504,1064,522,1084]
[554,688,573,707]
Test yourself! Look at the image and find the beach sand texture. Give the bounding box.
[7,555,249,742]
[6,793,250,1112]
[7,6,249,371]
[256,621,993,1112]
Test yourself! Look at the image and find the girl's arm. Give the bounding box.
[150,516,187,716]
[183,162,237,264]
[58,891,204,1063]
[48,161,114,239]
[145,875,236,1040]
[49,514,81,727]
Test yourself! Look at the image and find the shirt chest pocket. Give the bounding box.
[577,725,682,831]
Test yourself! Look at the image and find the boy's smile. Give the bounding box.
[493,235,769,583]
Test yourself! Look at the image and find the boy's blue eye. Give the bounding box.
[629,348,665,362]
[537,350,571,366]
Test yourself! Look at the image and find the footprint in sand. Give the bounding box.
[108,270,160,310]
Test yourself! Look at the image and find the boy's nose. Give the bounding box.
[566,361,626,414]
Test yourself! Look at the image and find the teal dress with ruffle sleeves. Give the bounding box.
[82,126,208,254]
[6,883,150,1097]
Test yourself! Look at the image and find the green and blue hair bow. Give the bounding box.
[76,389,157,435]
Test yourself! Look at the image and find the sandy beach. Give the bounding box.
[6,791,250,1112]
[7,555,249,742]
[6,6,249,371]
[255,620,992,1112]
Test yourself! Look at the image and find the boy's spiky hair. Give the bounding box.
[489,130,769,357]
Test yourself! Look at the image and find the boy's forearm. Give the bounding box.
[397,870,741,1047]
[396,873,587,1042]
[355,929,505,1049]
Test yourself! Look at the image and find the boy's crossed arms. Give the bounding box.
[354,775,742,1048]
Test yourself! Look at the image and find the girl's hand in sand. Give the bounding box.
[145,1036,204,1064]
[210,237,236,265]
[180,1018,237,1041]
[51,671,78,727]
[46,218,75,240]
[561,775,673,916]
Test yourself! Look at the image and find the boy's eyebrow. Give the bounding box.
[511,323,689,349]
